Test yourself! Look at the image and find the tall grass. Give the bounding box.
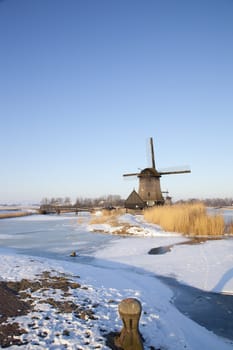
[0,211,32,219]
[144,203,225,236]
[90,209,124,225]
[227,222,233,234]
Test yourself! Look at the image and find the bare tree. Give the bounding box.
[41,197,49,205]
[64,197,72,206]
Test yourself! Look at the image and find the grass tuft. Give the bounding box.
[90,209,124,225]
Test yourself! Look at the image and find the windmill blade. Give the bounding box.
[160,170,191,175]
[150,137,156,169]
[123,172,140,177]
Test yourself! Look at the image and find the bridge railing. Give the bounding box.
[39,205,94,214]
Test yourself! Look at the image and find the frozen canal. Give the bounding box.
[0,213,118,262]
[0,208,232,268]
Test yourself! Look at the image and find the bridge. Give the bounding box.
[39,205,94,215]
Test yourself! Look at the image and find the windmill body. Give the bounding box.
[138,168,164,205]
[123,137,191,207]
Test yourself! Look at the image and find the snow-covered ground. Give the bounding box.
[0,212,233,349]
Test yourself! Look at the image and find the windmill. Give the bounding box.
[123,137,191,206]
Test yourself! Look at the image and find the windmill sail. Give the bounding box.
[159,165,191,175]
[160,169,191,175]
[150,137,156,169]
[123,172,140,177]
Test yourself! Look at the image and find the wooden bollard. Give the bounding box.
[114,298,144,350]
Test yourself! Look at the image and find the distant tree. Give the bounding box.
[48,197,63,206]
[74,195,124,208]
[41,197,49,205]
[174,198,233,207]
[64,197,72,206]
[106,194,123,206]
[42,194,125,209]
[50,198,57,205]
[203,197,233,207]
[74,197,81,207]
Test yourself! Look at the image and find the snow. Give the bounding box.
[94,235,233,293]
[0,212,233,349]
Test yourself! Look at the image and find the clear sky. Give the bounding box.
[0,0,233,203]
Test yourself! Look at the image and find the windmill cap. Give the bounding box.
[138,168,161,177]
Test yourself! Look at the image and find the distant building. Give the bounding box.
[164,196,172,205]
[124,190,146,210]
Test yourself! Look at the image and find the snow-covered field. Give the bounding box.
[0,212,233,349]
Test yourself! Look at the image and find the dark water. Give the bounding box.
[148,237,223,255]
[157,275,233,342]
[0,209,21,214]
[148,245,172,254]
[148,234,233,342]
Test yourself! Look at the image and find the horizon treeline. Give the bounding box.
[176,198,233,207]
[40,196,233,208]
[40,195,125,208]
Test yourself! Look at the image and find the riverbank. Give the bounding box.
[0,270,101,348]
[0,205,38,219]
[0,211,33,219]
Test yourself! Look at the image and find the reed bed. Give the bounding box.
[0,211,32,219]
[144,203,225,236]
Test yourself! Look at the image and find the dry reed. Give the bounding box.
[227,222,233,234]
[0,212,32,219]
[90,208,124,225]
[144,203,225,236]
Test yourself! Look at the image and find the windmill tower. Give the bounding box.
[123,137,191,206]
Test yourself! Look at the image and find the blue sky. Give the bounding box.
[0,0,233,203]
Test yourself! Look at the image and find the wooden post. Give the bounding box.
[114,298,144,350]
